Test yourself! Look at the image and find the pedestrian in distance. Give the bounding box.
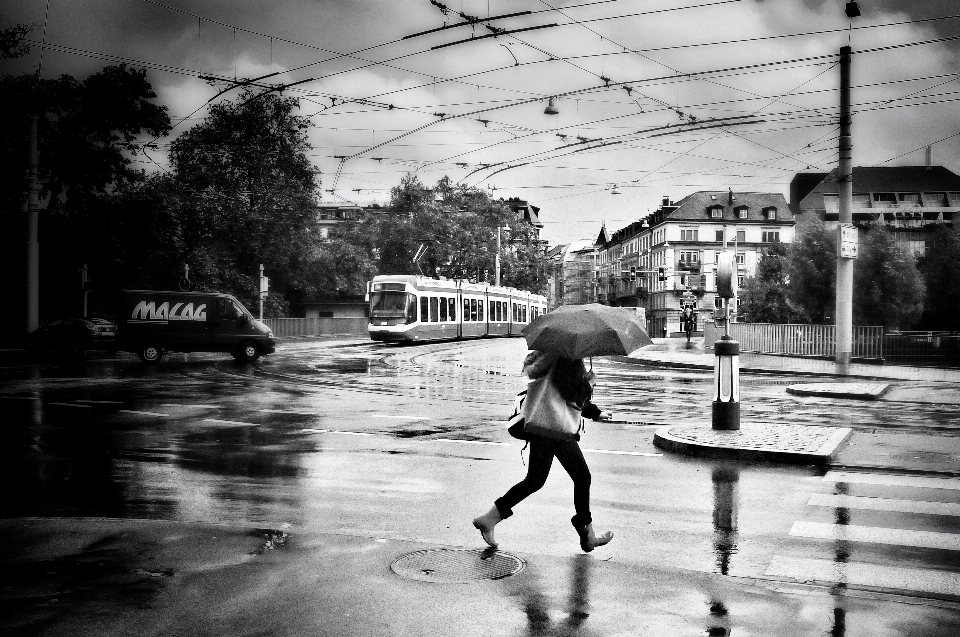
[473,350,615,553]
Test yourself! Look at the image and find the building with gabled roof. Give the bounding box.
[595,191,793,337]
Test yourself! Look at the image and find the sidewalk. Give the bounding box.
[625,338,960,471]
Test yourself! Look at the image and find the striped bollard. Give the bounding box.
[712,335,740,430]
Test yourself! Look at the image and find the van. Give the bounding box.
[117,290,276,363]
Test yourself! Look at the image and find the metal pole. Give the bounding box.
[836,45,854,366]
[259,263,264,321]
[26,114,40,334]
[495,228,501,287]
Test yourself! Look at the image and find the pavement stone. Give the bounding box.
[653,422,852,465]
[785,382,890,400]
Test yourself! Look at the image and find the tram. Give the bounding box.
[367,274,548,343]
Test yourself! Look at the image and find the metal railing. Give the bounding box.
[729,323,884,360]
[264,317,369,337]
[881,332,960,367]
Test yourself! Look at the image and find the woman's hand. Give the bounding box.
[596,411,613,421]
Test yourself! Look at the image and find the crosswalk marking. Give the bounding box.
[766,556,960,597]
[823,471,960,492]
[808,493,960,517]
[789,521,960,551]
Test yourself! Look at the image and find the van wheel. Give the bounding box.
[138,344,163,363]
[235,341,260,363]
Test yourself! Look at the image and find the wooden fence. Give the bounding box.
[727,322,884,360]
[264,317,369,338]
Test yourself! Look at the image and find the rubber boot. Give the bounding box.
[573,521,613,553]
[472,505,502,548]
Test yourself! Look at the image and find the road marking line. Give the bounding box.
[162,404,218,409]
[118,409,169,418]
[582,448,663,457]
[49,402,91,408]
[202,418,259,427]
[808,494,960,517]
[75,400,123,404]
[766,555,960,596]
[259,409,316,415]
[329,431,373,436]
[789,521,960,551]
[824,471,960,492]
[434,438,509,446]
[298,428,330,434]
[371,414,431,420]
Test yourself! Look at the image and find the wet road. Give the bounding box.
[2,337,959,629]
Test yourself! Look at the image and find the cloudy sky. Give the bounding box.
[3,0,959,245]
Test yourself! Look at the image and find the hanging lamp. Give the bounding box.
[544,97,559,115]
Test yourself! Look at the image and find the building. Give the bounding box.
[793,165,960,257]
[596,191,794,337]
[546,240,598,309]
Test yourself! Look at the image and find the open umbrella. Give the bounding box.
[521,303,653,360]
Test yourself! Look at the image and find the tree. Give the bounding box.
[168,91,321,314]
[851,227,924,330]
[738,241,797,323]
[786,216,836,323]
[917,226,960,330]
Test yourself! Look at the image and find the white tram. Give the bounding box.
[367,274,548,342]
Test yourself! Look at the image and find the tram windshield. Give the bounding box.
[370,291,417,324]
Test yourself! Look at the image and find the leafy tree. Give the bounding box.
[168,91,321,314]
[917,226,960,330]
[785,216,836,323]
[0,20,32,59]
[738,241,797,323]
[853,227,925,329]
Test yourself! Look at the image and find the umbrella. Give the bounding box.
[521,303,653,360]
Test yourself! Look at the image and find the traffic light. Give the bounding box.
[629,266,636,281]
[658,267,666,281]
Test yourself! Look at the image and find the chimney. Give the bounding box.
[662,196,670,207]
[925,146,932,171]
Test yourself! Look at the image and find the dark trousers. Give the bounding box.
[495,437,592,527]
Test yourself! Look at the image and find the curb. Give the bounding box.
[785,382,891,400]
[652,424,853,465]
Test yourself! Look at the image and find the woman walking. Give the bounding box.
[473,350,614,553]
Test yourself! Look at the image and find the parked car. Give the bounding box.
[88,317,118,351]
[27,318,103,356]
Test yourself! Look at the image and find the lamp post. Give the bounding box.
[495,225,510,287]
[713,251,740,430]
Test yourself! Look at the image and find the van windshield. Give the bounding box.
[370,291,416,323]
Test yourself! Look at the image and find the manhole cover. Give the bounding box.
[390,548,525,583]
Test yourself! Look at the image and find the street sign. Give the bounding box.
[838,224,858,258]
[716,251,737,299]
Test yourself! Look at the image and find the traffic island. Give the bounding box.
[785,382,890,400]
[653,422,852,465]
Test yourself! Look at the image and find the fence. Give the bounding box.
[881,332,960,367]
[264,317,369,338]
[726,322,884,360]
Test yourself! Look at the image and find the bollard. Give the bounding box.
[712,335,740,430]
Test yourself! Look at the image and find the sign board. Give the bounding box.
[838,224,858,258]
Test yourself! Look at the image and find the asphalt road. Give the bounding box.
[2,337,959,635]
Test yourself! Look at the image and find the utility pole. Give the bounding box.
[835,45,854,366]
[26,114,40,334]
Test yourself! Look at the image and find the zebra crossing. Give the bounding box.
[765,470,960,598]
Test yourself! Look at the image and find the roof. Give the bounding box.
[799,166,960,211]
[666,191,792,222]
[594,223,611,247]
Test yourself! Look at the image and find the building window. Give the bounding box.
[853,193,870,208]
[762,229,780,243]
[823,194,838,212]
[873,193,896,207]
[709,206,723,218]
[736,230,745,243]
[714,297,723,310]
[715,230,724,242]
[737,275,745,287]
[736,252,745,265]
[899,193,921,207]
[681,228,698,241]
[948,193,960,207]
[736,206,748,219]
[765,208,777,220]
[679,251,700,265]
[924,192,947,207]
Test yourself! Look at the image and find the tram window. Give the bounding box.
[497,301,502,322]
[470,299,478,322]
[449,298,456,321]
[429,297,438,322]
[420,297,429,322]
[479,299,484,321]
[439,297,448,321]
[523,306,527,322]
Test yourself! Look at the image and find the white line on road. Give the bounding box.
[766,555,960,597]
[202,418,259,427]
[789,521,960,551]
[118,409,169,418]
[823,471,960,491]
[162,404,219,409]
[329,431,373,436]
[49,402,91,408]
[298,428,330,434]
[75,400,124,404]
[259,409,317,415]
[371,414,431,420]
[434,438,509,446]
[808,493,960,517]
[582,448,663,457]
